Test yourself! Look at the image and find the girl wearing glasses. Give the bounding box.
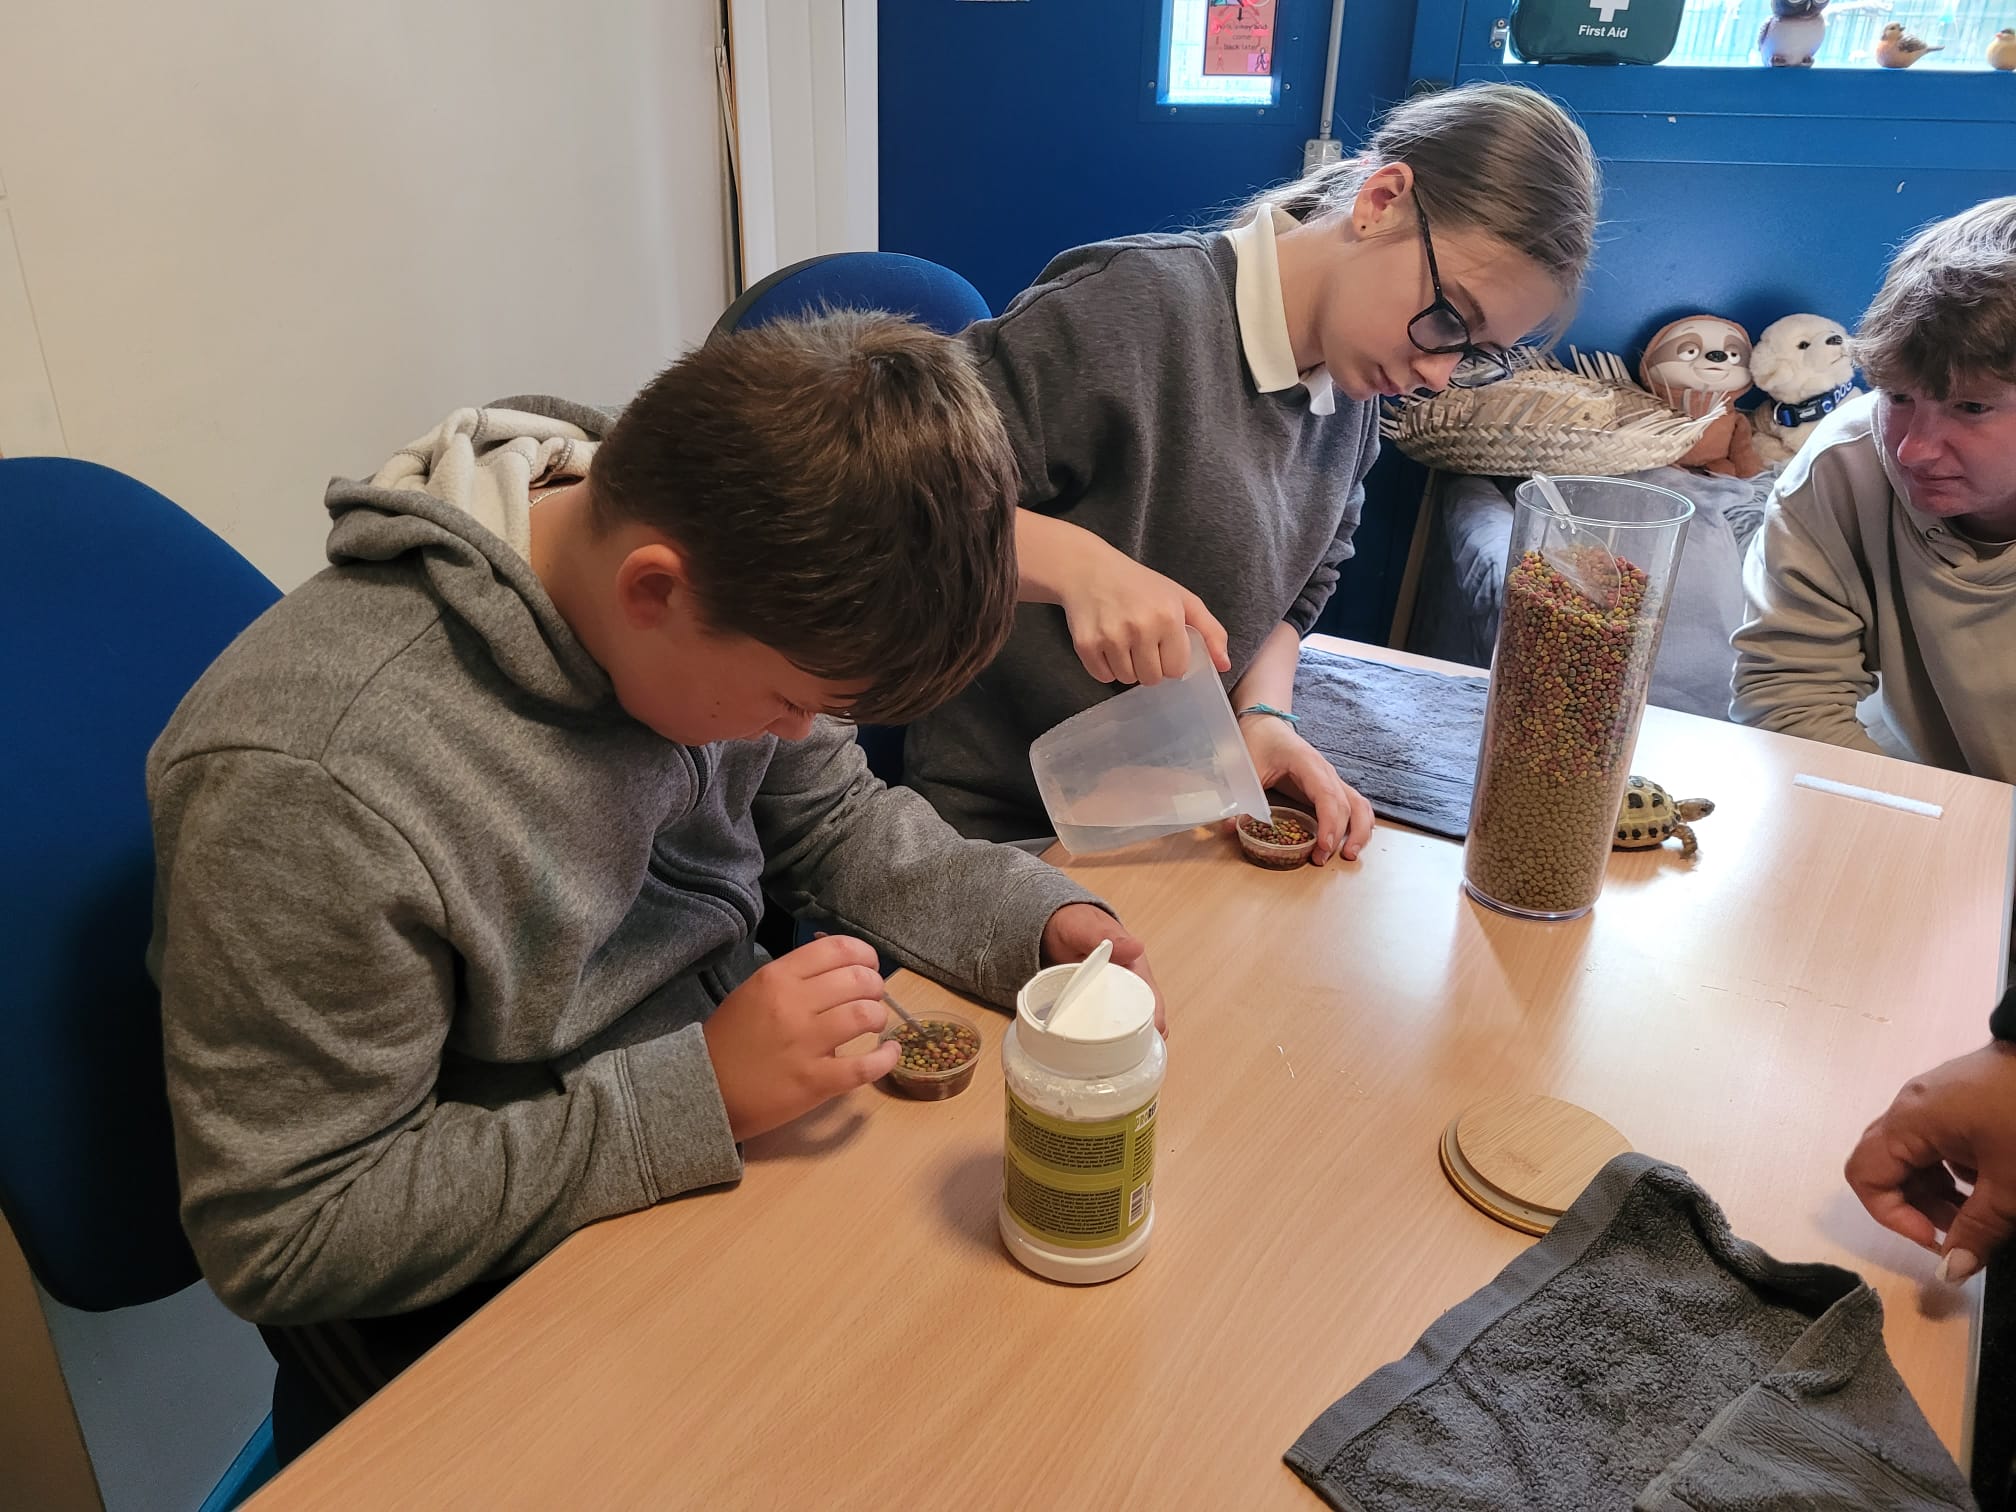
[904,83,1598,864]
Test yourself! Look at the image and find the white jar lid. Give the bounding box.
[1014,962,1159,1078]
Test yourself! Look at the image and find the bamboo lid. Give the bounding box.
[1439,1093,1631,1236]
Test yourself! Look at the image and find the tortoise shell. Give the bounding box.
[1614,775,1716,853]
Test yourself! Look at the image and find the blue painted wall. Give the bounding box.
[879,0,1426,644]
[1565,158,2016,363]
[877,2,2016,644]
[880,0,1420,315]
[1427,20,2016,361]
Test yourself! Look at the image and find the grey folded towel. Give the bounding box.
[1292,647,1486,840]
[1286,1153,1975,1511]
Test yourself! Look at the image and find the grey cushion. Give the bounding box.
[1406,467,1778,722]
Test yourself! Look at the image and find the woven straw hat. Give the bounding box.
[1381,349,1724,476]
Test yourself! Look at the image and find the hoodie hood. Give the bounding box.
[324,395,618,711]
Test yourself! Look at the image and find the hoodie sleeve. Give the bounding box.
[153,748,740,1326]
[1730,468,1886,756]
[752,722,1109,1007]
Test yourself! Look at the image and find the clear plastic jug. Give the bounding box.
[1031,628,1269,855]
[1463,476,1694,920]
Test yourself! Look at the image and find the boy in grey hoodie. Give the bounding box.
[146,312,1158,1456]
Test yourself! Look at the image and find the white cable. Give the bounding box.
[1793,773,1944,819]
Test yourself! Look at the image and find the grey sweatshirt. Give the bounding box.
[147,397,1100,1326]
[1732,391,2016,779]
[902,233,1382,841]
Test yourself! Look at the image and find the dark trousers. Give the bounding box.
[261,1278,510,1466]
[1978,1261,2016,1510]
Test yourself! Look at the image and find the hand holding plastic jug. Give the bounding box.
[1028,519,1232,686]
[1032,628,1268,855]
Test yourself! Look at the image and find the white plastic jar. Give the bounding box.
[998,961,1165,1284]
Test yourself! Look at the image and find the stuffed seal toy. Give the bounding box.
[1639,315,1764,478]
[1749,313,1859,466]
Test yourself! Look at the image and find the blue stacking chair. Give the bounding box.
[0,457,284,1508]
[714,249,993,355]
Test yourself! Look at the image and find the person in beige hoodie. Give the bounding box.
[1735,202,2016,1325]
[1732,197,2016,779]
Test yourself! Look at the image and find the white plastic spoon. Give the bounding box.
[1530,472,1621,608]
[1046,938,1114,1035]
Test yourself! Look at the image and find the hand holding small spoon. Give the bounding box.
[879,990,924,1043]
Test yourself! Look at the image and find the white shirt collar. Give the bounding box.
[1224,205,1336,416]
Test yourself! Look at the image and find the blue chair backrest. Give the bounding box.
[716,251,992,785]
[0,458,281,1310]
[713,250,993,346]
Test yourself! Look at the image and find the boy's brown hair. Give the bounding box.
[1857,196,2016,400]
[589,310,1018,726]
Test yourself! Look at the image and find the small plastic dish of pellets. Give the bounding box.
[886,1011,984,1100]
[1236,806,1319,870]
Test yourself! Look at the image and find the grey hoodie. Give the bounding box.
[147,396,1100,1326]
[1733,390,2016,778]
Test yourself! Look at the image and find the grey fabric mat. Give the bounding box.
[1286,1153,1976,1512]
[1292,647,1486,840]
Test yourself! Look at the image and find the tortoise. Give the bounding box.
[1614,776,1715,858]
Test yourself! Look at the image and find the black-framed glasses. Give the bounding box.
[1407,200,1513,391]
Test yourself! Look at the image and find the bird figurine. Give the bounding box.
[1758,0,1829,67]
[1875,22,1943,68]
[1989,28,2016,71]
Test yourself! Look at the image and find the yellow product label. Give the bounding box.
[1002,1090,1157,1250]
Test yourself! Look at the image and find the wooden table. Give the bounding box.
[254,639,2014,1509]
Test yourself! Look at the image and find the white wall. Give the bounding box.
[0,8,729,1504]
[0,0,730,589]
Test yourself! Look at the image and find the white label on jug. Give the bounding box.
[1003,1091,1157,1249]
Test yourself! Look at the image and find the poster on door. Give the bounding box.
[1203,0,1276,76]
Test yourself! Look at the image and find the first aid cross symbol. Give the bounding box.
[1590,0,1630,21]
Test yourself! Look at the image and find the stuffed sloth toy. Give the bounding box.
[1639,315,1765,478]
[1749,313,1859,465]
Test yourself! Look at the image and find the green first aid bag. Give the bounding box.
[1510,0,1685,64]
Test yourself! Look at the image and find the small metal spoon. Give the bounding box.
[879,990,923,1042]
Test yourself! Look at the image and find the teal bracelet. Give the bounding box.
[1238,702,1301,726]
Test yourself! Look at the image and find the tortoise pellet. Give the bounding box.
[1240,814,1311,847]
[893,1019,981,1074]
[1464,549,1661,917]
